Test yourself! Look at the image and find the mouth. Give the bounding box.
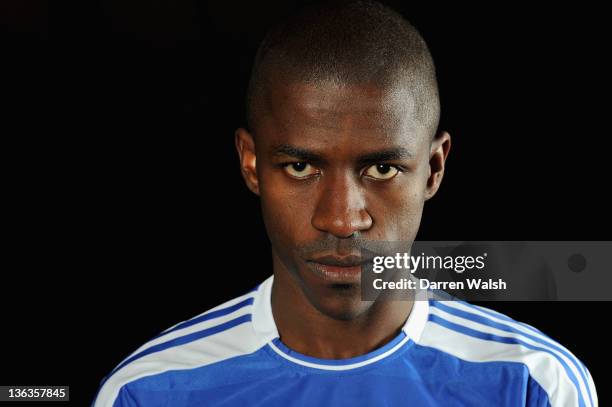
[305,254,371,282]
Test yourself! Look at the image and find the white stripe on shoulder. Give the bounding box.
[124,298,255,365]
[450,301,554,341]
[440,300,595,406]
[93,318,267,407]
[585,368,598,406]
[428,305,592,407]
[419,320,580,407]
[106,290,257,375]
[161,289,257,334]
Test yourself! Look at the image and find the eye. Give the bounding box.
[364,164,400,180]
[283,162,319,179]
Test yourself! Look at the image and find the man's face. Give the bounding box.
[236,81,450,320]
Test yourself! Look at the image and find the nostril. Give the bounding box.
[312,207,373,238]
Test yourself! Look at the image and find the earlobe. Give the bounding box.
[235,128,260,196]
[425,131,451,201]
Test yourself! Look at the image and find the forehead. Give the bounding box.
[258,81,424,148]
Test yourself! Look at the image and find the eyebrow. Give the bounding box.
[273,144,323,162]
[357,148,414,164]
[272,144,413,164]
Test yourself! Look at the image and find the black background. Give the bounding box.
[2,1,609,405]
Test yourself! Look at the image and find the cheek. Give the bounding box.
[367,176,427,240]
[259,170,314,246]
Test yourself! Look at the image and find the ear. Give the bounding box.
[424,130,451,201]
[235,127,260,195]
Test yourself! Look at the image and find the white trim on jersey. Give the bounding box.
[252,275,279,338]
[401,282,430,342]
[268,334,411,370]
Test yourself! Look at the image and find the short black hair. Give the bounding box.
[245,0,440,138]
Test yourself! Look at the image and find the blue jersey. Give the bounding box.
[93,275,597,406]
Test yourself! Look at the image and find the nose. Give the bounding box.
[311,172,373,238]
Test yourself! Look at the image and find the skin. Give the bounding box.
[235,80,451,359]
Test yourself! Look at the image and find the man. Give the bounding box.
[93,1,597,406]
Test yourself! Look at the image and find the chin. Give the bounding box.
[312,288,372,321]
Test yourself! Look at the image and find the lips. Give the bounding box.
[306,254,371,282]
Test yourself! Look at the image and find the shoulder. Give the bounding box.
[417,296,597,407]
[92,284,268,407]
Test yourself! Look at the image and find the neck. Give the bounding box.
[270,256,414,359]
